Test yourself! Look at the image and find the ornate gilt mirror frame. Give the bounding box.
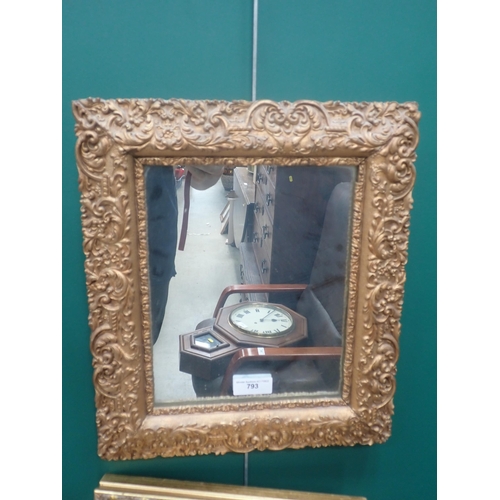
[73,98,420,460]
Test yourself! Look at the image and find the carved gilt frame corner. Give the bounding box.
[73,98,420,460]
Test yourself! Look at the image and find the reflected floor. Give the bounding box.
[153,179,240,403]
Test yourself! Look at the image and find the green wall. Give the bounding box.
[63,1,436,499]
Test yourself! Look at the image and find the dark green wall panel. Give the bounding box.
[63,1,436,499]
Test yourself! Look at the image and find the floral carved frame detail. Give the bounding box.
[73,98,420,460]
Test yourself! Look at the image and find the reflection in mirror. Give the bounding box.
[146,165,357,404]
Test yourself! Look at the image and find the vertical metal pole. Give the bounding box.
[244,452,249,486]
[252,0,259,101]
[252,0,259,184]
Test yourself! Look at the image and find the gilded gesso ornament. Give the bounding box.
[73,98,419,459]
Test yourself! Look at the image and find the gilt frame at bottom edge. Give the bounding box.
[94,474,367,500]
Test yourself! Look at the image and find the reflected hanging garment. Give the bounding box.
[145,166,178,344]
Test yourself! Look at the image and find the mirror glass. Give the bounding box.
[145,164,357,405]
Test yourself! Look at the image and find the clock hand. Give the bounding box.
[259,310,275,322]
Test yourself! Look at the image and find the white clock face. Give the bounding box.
[229,303,294,337]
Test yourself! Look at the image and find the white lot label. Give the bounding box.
[233,373,273,396]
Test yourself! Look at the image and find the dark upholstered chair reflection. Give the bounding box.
[192,181,354,397]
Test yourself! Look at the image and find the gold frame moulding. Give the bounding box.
[94,474,367,500]
[73,98,420,460]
